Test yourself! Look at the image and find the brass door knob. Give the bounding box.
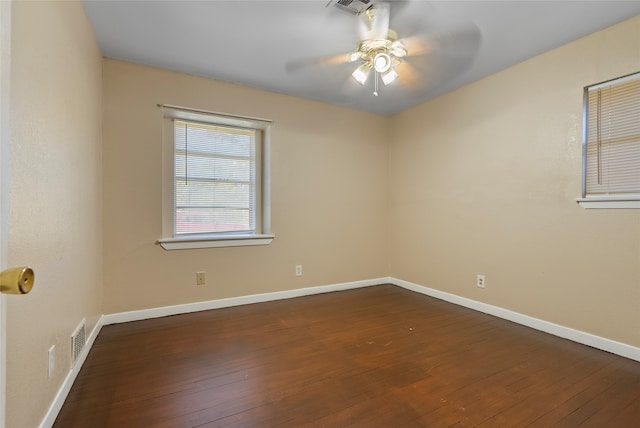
[0,267,34,294]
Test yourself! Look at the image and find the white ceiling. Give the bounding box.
[82,1,640,116]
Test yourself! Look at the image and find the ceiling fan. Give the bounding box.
[348,2,409,95]
[350,3,408,96]
[288,0,481,98]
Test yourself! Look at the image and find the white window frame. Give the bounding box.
[577,72,640,209]
[158,104,273,249]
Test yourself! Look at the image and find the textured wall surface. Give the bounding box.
[7,1,103,426]
[102,59,390,314]
[5,5,640,427]
[389,15,640,347]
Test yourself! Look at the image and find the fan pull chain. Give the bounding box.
[374,71,379,96]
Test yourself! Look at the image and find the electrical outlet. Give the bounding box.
[48,345,55,378]
[196,271,206,285]
[477,274,486,288]
[295,265,303,277]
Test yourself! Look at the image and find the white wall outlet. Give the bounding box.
[295,265,303,277]
[48,345,55,378]
[477,274,486,288]
[196,271,206,285]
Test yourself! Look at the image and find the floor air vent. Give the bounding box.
[71,320,86,367]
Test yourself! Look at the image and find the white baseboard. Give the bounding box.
[39,278,383,427]
[389,277,640,362]
[39,315,105,428]
[103,278,386,325]
[39,276,640,427]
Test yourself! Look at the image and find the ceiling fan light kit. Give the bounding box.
[352,62,372,85]
[373,52,391,72]
[381,68,398,85]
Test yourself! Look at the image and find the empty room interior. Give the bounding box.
[2,1,640,427]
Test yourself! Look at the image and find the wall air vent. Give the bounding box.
[334,0,372,15]
[71,319,86,367]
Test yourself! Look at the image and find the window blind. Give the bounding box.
[174,120,256,235]
[585,73,640,197]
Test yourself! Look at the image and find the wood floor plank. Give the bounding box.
[54,285,640,427]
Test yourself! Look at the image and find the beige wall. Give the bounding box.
[103,16,640,345]
[8,1,103,427]
[102,59,389,314]
[4,4,640,426]
[389,15,640,347]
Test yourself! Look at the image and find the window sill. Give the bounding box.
[576,198,640,209]
[158,234,274,250]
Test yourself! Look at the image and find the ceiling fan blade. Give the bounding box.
[431,22,483,59]
[358,2,391,40]
[395,61,424,90]
[399,35,435,57]
[388,0,411,18]
[356,8,371,40]
[370,2,391,39]
[403,22,482,60]
[286,52,355,73]
[393,22,482,93]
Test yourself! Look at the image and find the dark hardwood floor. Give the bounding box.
[54,284,640,427]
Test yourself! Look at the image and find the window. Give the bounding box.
[158,105,273,249]
[578,72,640,208]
